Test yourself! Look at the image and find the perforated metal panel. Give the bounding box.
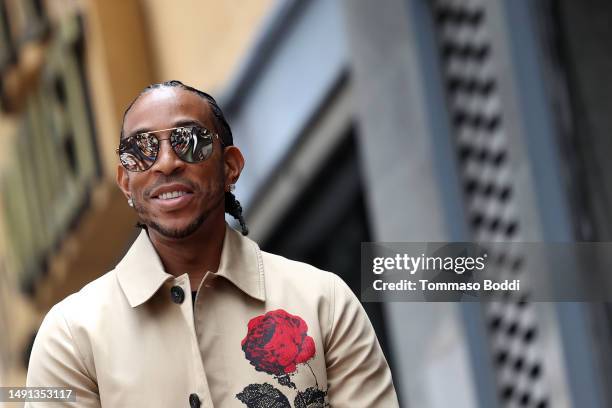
[431,0,549,406]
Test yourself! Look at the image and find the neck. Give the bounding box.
[148,210,226,292]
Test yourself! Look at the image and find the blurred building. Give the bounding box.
[222,0,612,407]
[2,0,612,407]
[0,0,273,391]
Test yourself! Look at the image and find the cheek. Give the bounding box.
[196,160,226,191]
[198,175,225,199]
[127,176,148,200]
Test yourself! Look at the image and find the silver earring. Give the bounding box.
[127,198,134,207]
[228,184,236,192]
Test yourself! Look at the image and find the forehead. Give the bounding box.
[123,87,214,134]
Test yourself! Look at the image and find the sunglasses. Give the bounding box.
[117,125,223,172]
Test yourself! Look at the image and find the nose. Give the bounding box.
[151,137,186,175]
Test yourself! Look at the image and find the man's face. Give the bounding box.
[117,87,237,239]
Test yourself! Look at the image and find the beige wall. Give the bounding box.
[140,0,274,93]
[84,0,157,178]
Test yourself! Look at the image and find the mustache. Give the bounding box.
[143,176,198,198]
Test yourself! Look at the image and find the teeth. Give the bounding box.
[158,191,188,200]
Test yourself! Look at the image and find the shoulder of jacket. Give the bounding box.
[259,249,353,302]
[260,250,335,281]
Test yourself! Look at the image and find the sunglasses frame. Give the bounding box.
[116,125,224,172]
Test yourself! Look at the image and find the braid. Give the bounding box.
[225,192,249,235]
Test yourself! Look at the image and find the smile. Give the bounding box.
[148,183,196,211]
[157,191,189,200]
[151,191,195,211]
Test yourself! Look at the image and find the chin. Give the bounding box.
[148,213,207,239]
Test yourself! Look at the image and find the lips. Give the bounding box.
[149,183,195,211]
[150,183,194,199]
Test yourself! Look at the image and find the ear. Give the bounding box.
[116,163,131,199]
[223,146,245,187]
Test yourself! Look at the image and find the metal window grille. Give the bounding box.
[432,0,549,406]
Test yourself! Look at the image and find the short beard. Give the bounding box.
[148,211,207,239]
[133,200,208,239]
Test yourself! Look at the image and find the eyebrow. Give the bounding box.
[125,119,207,139]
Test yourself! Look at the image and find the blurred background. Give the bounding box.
[1,0,612,407]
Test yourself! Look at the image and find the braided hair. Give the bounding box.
[123,80,248,235]
[225,192,248,236]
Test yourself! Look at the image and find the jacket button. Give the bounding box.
[189,393,201,408]
[170,286,185,304]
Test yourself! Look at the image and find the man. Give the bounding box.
[26,80,399,407]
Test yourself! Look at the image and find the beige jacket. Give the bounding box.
[26,224,399,407]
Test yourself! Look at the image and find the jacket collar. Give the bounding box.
[116,223,266,307]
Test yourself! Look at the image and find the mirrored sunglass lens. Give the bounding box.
[120,134,158,171]
[120,152,147,171]
[135,133,159,158]
[171,127,213,162]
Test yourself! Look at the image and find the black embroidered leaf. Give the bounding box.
[294,387,328,408]
[236,383,291,408]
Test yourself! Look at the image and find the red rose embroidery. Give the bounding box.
[241,309,316,376]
